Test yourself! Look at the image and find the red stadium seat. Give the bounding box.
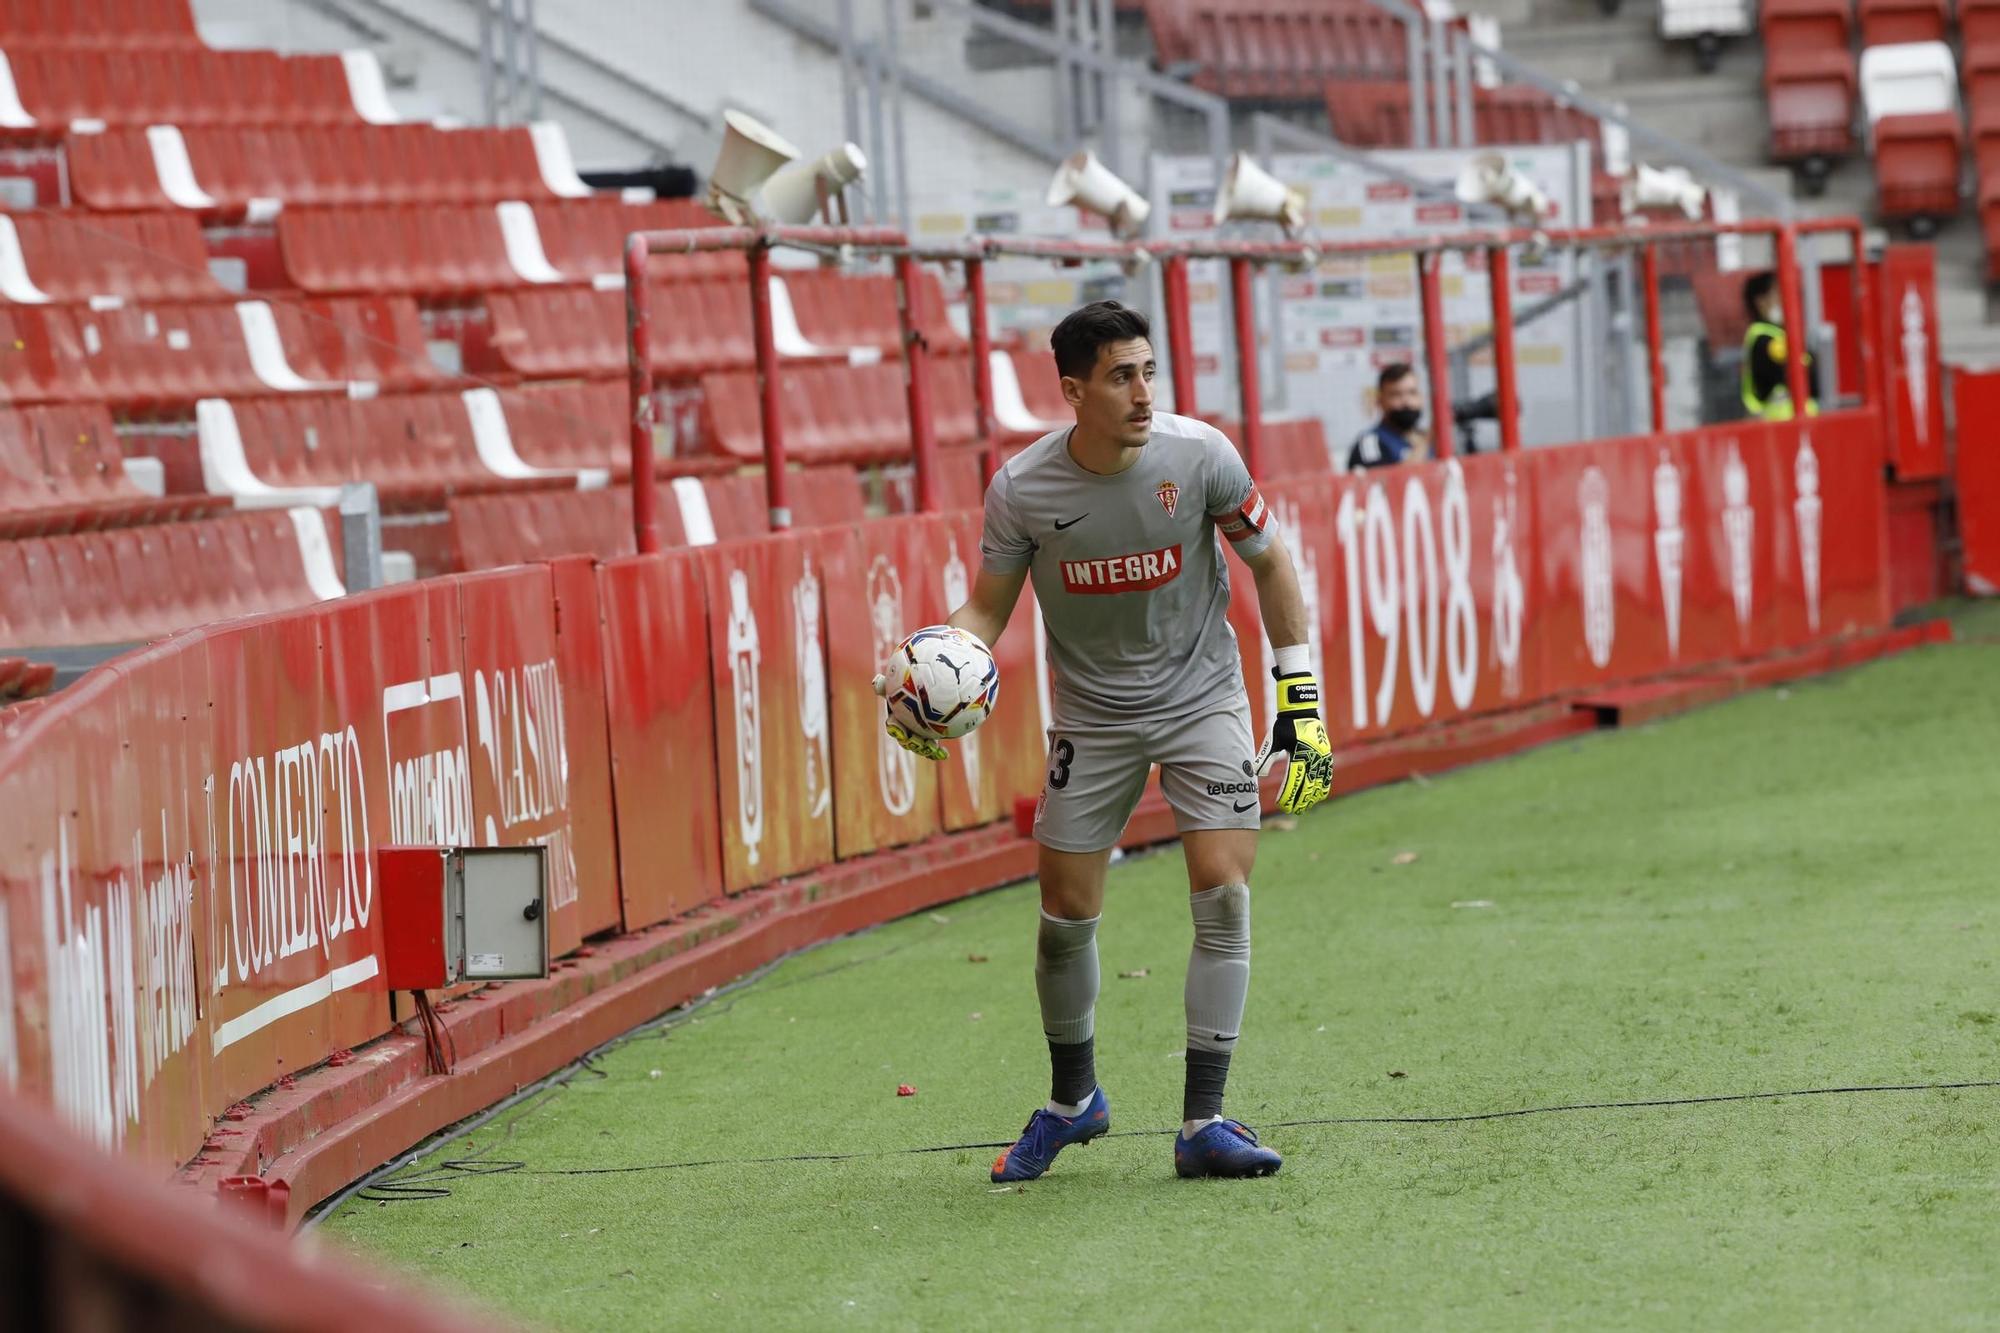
[1145,0,1404,98]
[484,280,758,380]
[68,124,565,215]
[697,359,982,465]
[197,391,596,511]
[778,268,966,357]
[0,402,221,534]
[0,508,343,647]
[0,212,226,303]
[0,0,204,49]
[1766,48,1859,166]
[1856,0,1947,45]
[535,198,744,283]
[1873,111,1963,221]
[0,49,367,133]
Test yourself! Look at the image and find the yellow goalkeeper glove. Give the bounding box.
[1257,668,1334,814]
[870,669,948,762]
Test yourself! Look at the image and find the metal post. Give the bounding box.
[523,0,542,119]
[838,0,861,152]
[1098,0,1120,176]
[1429,16,1451,148]
[1406,18,1429,148]
[478,0,496,125]
[896,253,942,512]
[1418,251,1454,457]
[1229,257,1265,478]
[883,0,912,231]
[498,0,517,123]
[337,483,382,592]
[1640,241,1666,434]
[1774,225,1811,415]
[966,257,998,487]
[1848,221,1882,418]
[1487,245,1521,453]
[1162,254,1199,417]
[624,235,661,554]
[1452,22,1474,151]
[748,245,792,530]
[865,45,890,224]
[1053,0,1076,148]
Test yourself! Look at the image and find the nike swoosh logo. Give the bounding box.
[1232,799,1257,813]
[1054,514,1089,530]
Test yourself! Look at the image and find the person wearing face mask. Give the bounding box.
[1741,271,1819,421]
[1347,362,1432,471]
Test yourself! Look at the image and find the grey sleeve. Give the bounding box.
[1202,427,1274,559]
[980,471,1035,574]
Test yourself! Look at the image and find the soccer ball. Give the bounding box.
[883,625,1000,740]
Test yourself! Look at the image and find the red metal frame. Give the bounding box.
[965,256,998,488]
[1162,254,1198,417]
[1487,244,1521,454]
[1229,257,1264,477]
[1418,250,1454,459]
[622,216,1876,549]
[1640,242,1666,435]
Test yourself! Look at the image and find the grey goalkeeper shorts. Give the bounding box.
[1032,701,1262,854]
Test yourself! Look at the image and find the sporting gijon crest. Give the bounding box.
[792,554,831,820]
[1722,441,1755,633]
[939,534,980,799]
[1794,436,1823,632]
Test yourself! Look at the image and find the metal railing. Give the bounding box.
[621,216,1874,553]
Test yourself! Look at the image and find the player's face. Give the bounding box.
[1065,338,1156,447]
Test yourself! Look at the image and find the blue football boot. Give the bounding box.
[1174,1118,1282,1178]
[989,1087,1111,1182]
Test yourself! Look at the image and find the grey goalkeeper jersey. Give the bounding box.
[980,412,1274,727]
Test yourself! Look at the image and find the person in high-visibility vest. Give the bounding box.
[1741,271,1819,421]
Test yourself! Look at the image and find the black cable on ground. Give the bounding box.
[344,1078,2000,1197]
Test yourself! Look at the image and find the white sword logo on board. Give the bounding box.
[725,567,764,865]
[1795,436,1823,632]
[1653,449,1685,658]
[1579,466,1615,669]
[1722,441,1755,633]
[1901,286,1929,446]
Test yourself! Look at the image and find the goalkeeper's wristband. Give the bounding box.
[1273,668,1320,717]
[1273,643,1313,677]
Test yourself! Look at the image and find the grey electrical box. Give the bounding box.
[452,846,549,982]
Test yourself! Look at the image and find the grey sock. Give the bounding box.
[1185,882,1250,1056]
[1035,910,1101,1046]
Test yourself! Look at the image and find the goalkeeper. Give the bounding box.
[888,300,1332,1182]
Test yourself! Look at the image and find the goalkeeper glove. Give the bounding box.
[1256,667,1334,814]
[871,668,949,763]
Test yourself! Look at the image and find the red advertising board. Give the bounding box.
[596,552,724,927]
[819,517,944,859]
[699,532,837,893]
[933,509,1045,829]
[1875,244,1946,480]
[1316,455,1545,736]
[456,567,584,961]
[1952,369,2000,595]
[545,556,621,938]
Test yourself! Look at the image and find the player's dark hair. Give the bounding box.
[1050,300,1152,380]
[1377,361,1416,392]
[1743,271,1777,320]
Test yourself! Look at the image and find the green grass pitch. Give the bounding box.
[324,611,2000,1330]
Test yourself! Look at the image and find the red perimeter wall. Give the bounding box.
[0,411,1890,1171]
